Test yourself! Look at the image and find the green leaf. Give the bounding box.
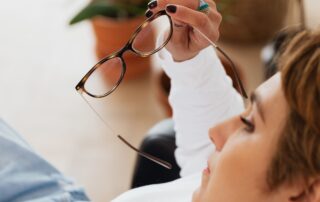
[69,0,148,25]
[69,2,120,25]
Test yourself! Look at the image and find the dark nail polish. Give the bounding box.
[145,10,153,18]
[166,5,177,14]
[148,0,157,9]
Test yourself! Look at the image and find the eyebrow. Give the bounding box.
[250,92,266,124]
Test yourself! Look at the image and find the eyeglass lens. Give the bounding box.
[84,57,124,97]
[132,14,171,55]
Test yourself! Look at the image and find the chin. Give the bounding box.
[192,187,201,202]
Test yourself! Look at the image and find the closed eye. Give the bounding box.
[240,116,255,133]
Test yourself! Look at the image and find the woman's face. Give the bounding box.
[193,73,294,202]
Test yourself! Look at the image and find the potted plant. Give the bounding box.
[216,0,290,43]
[70,0,152,81]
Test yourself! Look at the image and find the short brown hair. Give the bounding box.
[267,29,320,190]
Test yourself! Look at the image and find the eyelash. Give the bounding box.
[240,116,255,133]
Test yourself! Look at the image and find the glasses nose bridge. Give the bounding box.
[118,41,138,58]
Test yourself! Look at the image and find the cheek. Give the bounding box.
[203,136,272,201]
[223,137,270,182]
[192,187,201,202]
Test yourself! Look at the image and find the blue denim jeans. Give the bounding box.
[0,119,90,202]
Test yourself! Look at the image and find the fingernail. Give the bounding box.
[145,10,153,18]
[166,5,177,14]
[148,0,157,9]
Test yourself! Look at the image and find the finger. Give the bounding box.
[156,0,198,10]
[165,4,221,42]
[200,0,221,24]
[203,0,217,8]
[148,0,169,11]
[145,9,153,18]
[145,0,166,18]
[147,0,158,10]
[147,0,200,18]
[166,4,221,28]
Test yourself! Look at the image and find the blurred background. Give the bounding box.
[0,0,319,201]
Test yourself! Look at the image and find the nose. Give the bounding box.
[208,115,241,151]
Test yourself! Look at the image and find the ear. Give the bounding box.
[289,179,320,202]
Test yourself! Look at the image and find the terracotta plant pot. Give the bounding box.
[156,55,246,117]
[219,0,289,43]
[91,16,153,81]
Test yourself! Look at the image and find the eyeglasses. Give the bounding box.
[76,10,173,98]
[75,10,247,169]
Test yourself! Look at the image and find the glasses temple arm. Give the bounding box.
[117,135,172,170]
[215,46,248,99]
[194,28,248,98]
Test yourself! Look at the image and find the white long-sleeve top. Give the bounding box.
[112,46,244,201]
[160,46,244,177]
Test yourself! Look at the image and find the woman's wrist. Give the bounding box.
[172,51,200,62]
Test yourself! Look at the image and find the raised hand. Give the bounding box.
[146,0,222,61]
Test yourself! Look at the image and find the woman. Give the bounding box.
[113,0,320,201]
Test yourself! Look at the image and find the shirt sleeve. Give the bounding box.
[157,46,245,177]
[0,119,91,202]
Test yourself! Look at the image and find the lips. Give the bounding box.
[204,166,210,174]
[203,161,211,175]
